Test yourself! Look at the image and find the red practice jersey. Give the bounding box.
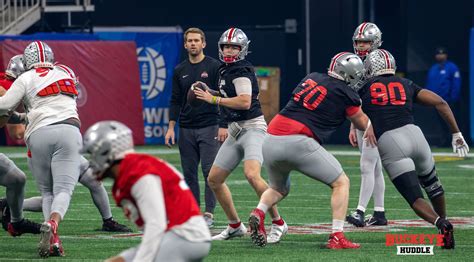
[112,153,201,230]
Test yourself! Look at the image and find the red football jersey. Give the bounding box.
[0,73,13,90]
[112,153,200,229]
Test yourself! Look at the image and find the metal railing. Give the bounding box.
[1,0,94,34]
[0,0,40,34]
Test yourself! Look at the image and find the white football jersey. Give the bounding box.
[0,66,79,140]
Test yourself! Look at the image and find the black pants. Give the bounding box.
[178,125,220,213]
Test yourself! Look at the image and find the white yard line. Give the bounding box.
[4,148,473,159]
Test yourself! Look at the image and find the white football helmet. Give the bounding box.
[23,41,54,70]
[5,55,25,79]
[364,49,396,78]
[328,52,365,91]
[352,22,382,57]
[81,121,134,179]
[218,28,250,63]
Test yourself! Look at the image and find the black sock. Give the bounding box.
[374,211,385,218]
[103,217,113,222]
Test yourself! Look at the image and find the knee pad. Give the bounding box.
[392,171,424,206]
[418,167,444,200]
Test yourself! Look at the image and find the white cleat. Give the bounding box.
[38,221,52,258]
[212,223,247,241]
[267,221,288,244]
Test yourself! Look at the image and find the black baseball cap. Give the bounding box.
[435,47,447,55]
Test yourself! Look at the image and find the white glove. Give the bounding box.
[452,132,469,157]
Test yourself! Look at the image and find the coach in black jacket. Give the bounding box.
[165,28,227,228]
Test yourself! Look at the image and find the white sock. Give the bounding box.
[374,206,385,212]
[356,206,366,213]
[257,203,269,213]
[332,219,345,233]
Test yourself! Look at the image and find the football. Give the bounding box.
[187,82,204,107]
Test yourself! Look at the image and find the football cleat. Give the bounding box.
[212,222,246,241]
[365,212,388,226]
[203,212,214,228]
[0,198,10,231]
[326,232,361,249]
[7,218,41,236]
[436,218,455,249]
[38,220,64,257]
[248,209,267,247]
[102,218,132,232]
[267,220,288,244]
[346,210,365,227]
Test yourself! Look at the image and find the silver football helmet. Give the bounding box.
[81,121,134,178]
[23,41,54,70]
[364,49,396,78]
[5,55,25,79]
[327,52,365,91]
[352,22,382,57]
[218,28,250,63]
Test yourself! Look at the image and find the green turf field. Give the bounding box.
[0,145,473,261]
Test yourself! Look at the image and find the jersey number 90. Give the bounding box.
[370,82,406,106]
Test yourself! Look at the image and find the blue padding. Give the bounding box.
[0,33,99,41]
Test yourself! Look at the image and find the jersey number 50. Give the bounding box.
[293,79,327,110]
[370,82,406,106]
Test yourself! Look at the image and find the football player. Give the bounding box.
[0,41,82,257]
[347,22,387,227]
[248,52,374,248]
[360,49,469,249]
[81,121,211,262]
[193,27,287,244]
[0,55,41,237]
[0,58,130,233]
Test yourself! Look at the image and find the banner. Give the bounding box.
[1,40,145,145]
[97,28,183,144]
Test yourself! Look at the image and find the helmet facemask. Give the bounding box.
[218,28,250,63]
[352,22,382,58]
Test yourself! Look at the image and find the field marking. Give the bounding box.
[3,149,473,159]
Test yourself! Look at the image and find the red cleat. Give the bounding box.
[38,220,64,257]
[326,232,360,249]
[248,208,267,247]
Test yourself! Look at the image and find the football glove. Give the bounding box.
[452,132,469,157]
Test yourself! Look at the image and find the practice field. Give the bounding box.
[0,145,473,261]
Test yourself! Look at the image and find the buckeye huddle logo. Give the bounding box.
[137,47,167,100]
[386,233,444,255]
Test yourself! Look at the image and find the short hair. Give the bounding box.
[184,28,206,43]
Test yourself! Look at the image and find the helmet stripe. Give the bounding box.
[35,41,45,63]
[380,49,391,69]
[358,22,367,38]
[227,28,236,43]
[329,52,349,72]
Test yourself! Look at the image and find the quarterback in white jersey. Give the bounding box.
[0,41,82,257]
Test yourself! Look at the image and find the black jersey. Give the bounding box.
[217,60,263,122]
[169,56,223,128]
[359,75,423,138]
[279,72,361,144]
